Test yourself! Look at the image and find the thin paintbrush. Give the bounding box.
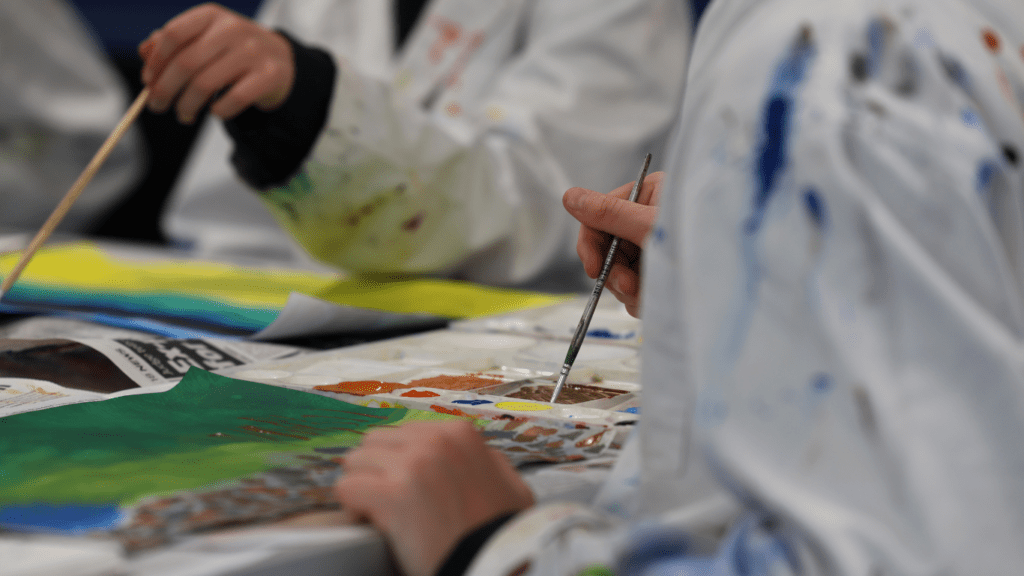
[550,153,651,403]
[0,88,150,302]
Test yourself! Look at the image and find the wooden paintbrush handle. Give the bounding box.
[0,88,150,298]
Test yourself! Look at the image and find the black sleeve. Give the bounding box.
[433,512,518,576]
[224,30,336,190]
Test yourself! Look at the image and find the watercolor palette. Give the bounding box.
[222,299,644,449]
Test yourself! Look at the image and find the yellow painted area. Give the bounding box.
[313,277,569,318]
[0,242,569,319]
[493,401,553,412]
[0,242,333,308]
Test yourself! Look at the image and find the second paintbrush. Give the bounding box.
[550,153,651,403]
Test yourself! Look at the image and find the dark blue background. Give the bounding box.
[69,1,262,56]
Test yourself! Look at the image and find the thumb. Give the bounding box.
[563,187,655,247]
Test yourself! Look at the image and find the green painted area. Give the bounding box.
[6,284,278,331]
[0,369,459,506]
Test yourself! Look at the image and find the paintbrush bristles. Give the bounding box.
[0,88,150,300]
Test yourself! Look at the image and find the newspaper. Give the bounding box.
[0,336,306,418]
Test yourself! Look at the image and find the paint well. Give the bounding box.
[407,373,505,391]
[315,381,408,396]
[401,390,441,398]
[507,384,626,404]
[494,401,552,412]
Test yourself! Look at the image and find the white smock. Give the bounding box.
[161,0,691,287]
[0,0,142,233]
[465,0,1024,574]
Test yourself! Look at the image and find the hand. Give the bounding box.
[563,171,663,317]
[334,421,534,576]
[139,3,295,124]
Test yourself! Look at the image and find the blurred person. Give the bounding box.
[0,0,143,234]
[332,0,1024,574]
[140,0,691,288]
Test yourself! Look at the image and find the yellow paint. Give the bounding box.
[0,242,569,319]
[494,401,552,412]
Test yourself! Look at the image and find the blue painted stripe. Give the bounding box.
[0,503,124,534]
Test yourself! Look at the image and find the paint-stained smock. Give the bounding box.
[0,0,143,233]
[462,0,1024,574]
[161,0,690,287]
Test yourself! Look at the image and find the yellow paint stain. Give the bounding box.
[494,401,552,412]
[485,105,505,122]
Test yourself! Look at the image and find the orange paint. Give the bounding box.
[401,390,440,398]
[407,373,504,391]
[982,28,1000,53]
[431,405,470,417]
[315,380,407,396]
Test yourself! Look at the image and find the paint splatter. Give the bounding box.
[939,53,972,93]
[402,211,425,232]
[803,188,827,229]
[961,107,983,129]
[1002,144,1018,166]
[977,160,1000,192]
[982,28,1001,53]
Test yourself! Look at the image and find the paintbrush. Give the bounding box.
[550,153,651,403]
[0,88,150,302]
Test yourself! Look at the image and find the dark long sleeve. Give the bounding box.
[433,512,517,576]
[224,30,336,190]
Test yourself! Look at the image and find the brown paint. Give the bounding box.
[508,383,626,404]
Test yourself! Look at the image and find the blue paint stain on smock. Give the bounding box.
[913,28,935,49]
[811,373,832,393]
[0,503,124,534]
[961,108,983,130]
[745,33,816,235]
[977,160,999,190]
[866,18,887,78]
[452,399,492,406]
[723,31,817,362]
[803,188,827,229]
[619,406,640,414]
[939,54,972,94]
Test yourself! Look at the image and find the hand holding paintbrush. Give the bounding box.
[551,154,659,402]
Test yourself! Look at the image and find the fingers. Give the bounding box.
[216,55,294,116]
[566,171,662,317]
[564,187,657,248]
[333,421,533,576]
[140,4,219,89]
[139,3,294,124]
